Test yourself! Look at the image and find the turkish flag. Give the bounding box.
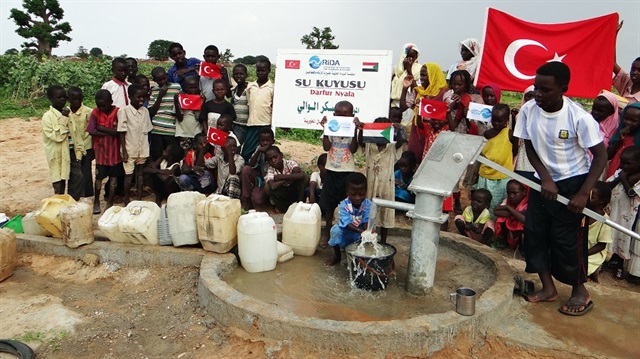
[476,8,617,98]
[419,98,448,120]
[199,61,222,79]
[207,126,228,146]
[178,94,202,110]
[285,60,300,69]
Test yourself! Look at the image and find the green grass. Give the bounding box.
[0,98,50,119]
[12,330,70,352]
[276,128,323,146]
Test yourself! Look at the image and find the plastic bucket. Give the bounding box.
[346,243,396,291]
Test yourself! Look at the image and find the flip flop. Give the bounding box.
[558,300,594,316]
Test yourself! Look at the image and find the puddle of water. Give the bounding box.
[223,235,494,321]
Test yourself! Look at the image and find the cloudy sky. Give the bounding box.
[0,0,638,71]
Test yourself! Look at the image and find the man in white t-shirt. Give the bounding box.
[513,62,606,316]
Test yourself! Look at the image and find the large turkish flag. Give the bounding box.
[476,8,618,98]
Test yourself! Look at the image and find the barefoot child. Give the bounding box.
[494,180,528,249]
[174,76,204,150]
[42,85,71,196]
[240,128,275,210]
[144,143,184,206]
[358,117,403,243]
[326,173,372,266]
[606,146,640,281]
[476,104,518,216]
[177,133,215,194]
[319,101,360,247]
[395,151,416,203]
[230,64,249,145]
[586,181,612,283]
[307,153,327,205]
[149,67,181,160]
[513,62,606,316]
[264,146,309,212]
[455,189,495,245]
[68,86,93,199]
[87,90,123,214]
[118,84,153,205]
[242,58,274,161]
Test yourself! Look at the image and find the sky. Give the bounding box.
[0,0,638,71]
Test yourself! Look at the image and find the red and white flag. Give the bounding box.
[476,8,618,98]
[419,98,448,120]
[207,127,228,146]
[199,61,221,79]
[178,94,202,110]
[284,60,300,69]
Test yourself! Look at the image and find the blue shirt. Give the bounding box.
[394,170,415,203]
[167,57,201,90]
[338,198,371,229]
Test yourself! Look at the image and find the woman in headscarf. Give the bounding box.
[390,43,421,107]
[591,91,620,148]
[446,38,481,82]
[399,62,448,163]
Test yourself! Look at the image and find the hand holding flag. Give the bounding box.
[362,123,395,144]
[419,98,448,120]
[178,94,202,110]
[207,126,229,146]
[199,62,222,79]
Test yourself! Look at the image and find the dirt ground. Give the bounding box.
[1,118,639,358]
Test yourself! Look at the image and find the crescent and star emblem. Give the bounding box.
[504,39,566,80]
[181,97,193,107]
[423,104,435,114]
[203,65,213,74]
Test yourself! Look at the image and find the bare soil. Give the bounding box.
[1,118,639,358]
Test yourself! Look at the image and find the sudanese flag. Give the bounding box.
[476,8,618,98]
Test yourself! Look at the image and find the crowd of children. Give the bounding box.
[41,39,640,316]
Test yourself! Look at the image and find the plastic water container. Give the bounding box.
[22,212,50,236]
[276,241,294,263]
[34,195,76,238]
[98,206,129,243]
[196,194,241,253]
[60,202,94,248]
[119,201,160,245]
[237,211,278,273]
[282,202,322,256]
[157,205,172,246]
[167,192,206,247]
[0,228,17,282]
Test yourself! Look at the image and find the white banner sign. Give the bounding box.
[272,49,393,129]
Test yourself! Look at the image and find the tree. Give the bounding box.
[89,47,103,57]
[147,39,173,61]
[75,46,88,59]
[4,48,19,55]
[300,26,338,49]
[235,55,257,65]
[220,48,233,63]
[9,0,73,57]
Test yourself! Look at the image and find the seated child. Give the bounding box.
[454,188,494,245]
[144,143,184,206]
[587,181,612,283]
[264,145,310,212]
[306,153,327,205]
[240,127,275,210]
[476,104,518,217]
[86,89,123,214]
[326,172,372,266]
[205,137,245,199]
[494,179,529,249]
[178,133,215,193]
[395,151,416,203]
[174,76,204,150]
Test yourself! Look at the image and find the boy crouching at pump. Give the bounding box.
[326,173,372,266]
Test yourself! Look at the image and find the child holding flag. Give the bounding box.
[205,137,245,199]
[149,67,181,160]
[174,76,204,150]
[199,79,236,132]
[200,45,231,102]
[358,117,403,243]
[178,133,215,194]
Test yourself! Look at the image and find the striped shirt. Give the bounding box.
[88,107,121,166]
[149,82,181,136]
[514,97,602,182]
[231,85,249,125]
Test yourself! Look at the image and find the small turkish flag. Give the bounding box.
[207,126,228,147]
[178,94,202,110]
[199,61,221,79]
[284,60,300,69]
[419,98,448,120]
[476,8,617,98]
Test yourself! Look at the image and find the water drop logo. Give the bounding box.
[480,108,492,119]
[327,119,340,132]
[309,55,321,69]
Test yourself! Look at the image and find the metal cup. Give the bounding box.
[450,287,476,316]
